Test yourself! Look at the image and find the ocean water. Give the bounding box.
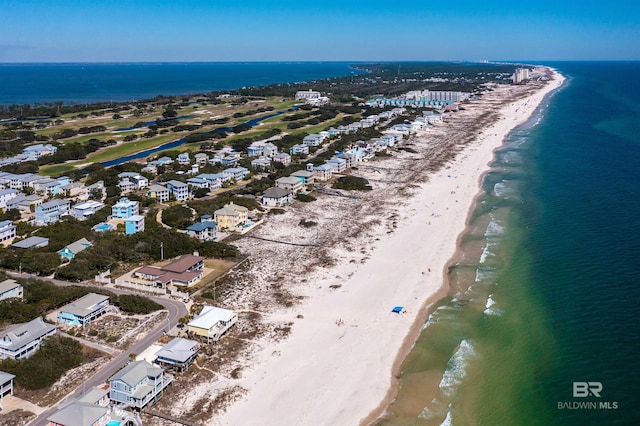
[0,62,360,105]
[379,62,640,425]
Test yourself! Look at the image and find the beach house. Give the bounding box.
[134,254,205,288]
[290,170,315,186]
[251,157,272,170]
[303,134,324,147]
[0,371,14,399]
[275,176,303,193]
[12,236,49,249]
[187,306,238,343]
[154,337,200,372]
[289,144,309,156]
[125,215,145,235]
[111,197,139,219]
[312,164,333,181]
[214,203,248,230]
[70,200,105,221]
[166,180,190,201]
[23,143,57,160]
[0,279,22,301]
[35,199,71,225]
[0,317,56,360]
[58,238,93,260]
[109,360,174,410]
[186,221,218,241]
[196,174,223,190]
[47,400,109,426]
[295,89,321,100]
[147,184,170,202]
[261,187,293,207]
[0,189,18,209]
[58,293,110,327]
[0,220,16,245]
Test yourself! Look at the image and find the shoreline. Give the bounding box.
[362,68,566,425]
[167,68,565,426]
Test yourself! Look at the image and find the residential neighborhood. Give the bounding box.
[0,74,468,425]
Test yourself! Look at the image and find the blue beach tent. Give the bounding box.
[392,306,404,314]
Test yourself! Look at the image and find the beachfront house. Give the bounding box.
[58,293,110,327]
[213,203,248,230]
[0,279,22,301]
[290,170,314,186]
[327,157,347,173]
[109,360,174,410]
[0,317,56,360]
[187,306,238,343]
[312,164,333,181]
[154,337,200,372]
[275,176,303,193]
[57,237,93,260]
[261,187,293,207]
[47,400,109,426]
[186,221,218,241]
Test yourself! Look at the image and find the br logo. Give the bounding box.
[573,382,602,398]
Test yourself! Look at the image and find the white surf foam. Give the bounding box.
[439,339,475,398]
[483,294,503,316]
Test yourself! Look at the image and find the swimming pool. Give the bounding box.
[93,222,114,232]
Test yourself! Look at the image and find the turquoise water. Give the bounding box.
[0,62,361,105]
[381,62,640,425]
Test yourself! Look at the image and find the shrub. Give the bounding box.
[296,194,316,202]
[115,295,163,315]
[332,176,372,191]
[0,335,83,390]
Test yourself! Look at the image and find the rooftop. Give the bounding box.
[188,306,236,330]
[155,338,199,363]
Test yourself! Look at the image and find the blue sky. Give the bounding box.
[1,0,638,62]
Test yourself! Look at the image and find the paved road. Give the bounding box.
[9,272,188,426]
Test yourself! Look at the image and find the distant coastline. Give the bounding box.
[0,62,364,106]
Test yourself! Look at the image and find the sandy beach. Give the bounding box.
[159,68,564,426]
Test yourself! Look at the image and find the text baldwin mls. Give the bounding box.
[557,382,618,410]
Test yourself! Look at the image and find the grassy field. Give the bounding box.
[31,96,364,176]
